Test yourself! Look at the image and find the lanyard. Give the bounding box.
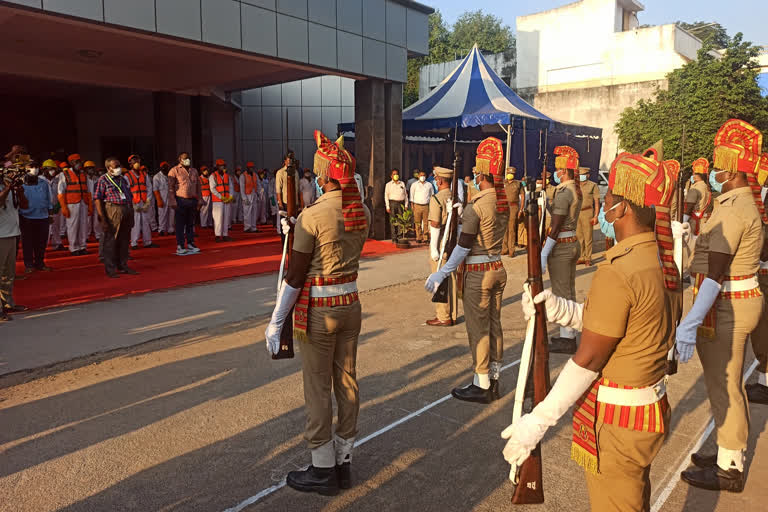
[106,174,126,200]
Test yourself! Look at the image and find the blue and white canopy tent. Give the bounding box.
[339,44,603,178]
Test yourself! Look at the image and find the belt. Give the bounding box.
[310,281,358,297]
[465,260,504,273]
[556,230,578,243]
[509,202,519,206]
[466,255,501,264]
[721,275,759,293]
[413,203,429,206]
[760,261,768,276]
[581,206,593,211]
[558,230,576,238]
[597,376,667,407]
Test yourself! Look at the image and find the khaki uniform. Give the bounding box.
[274,166,301,208]
[582,232,677,511]
[429,187,457,322]
[577,180,599,262]
[461,188,508,375]
[502,180,522,254]
[690,187,765,451]
[548,182,582,304]
[685,179,713,235]
[293,189,371,449]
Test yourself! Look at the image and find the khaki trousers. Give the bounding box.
[549,240,580,302]
[101,203,133,275]
[517,219,527,247]
[502,205,519,254]
[0,236,17,307]
[302,301,362,450]
[576,209,594,261]
[430,258,457,322]
[412,203,429,241]
[750,275,768,374]
[585,407,670,512]
[698,296,764,450]
[463,267,507,374]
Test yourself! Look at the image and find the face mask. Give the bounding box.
[506,173,514,181]
[709,170,728,193]
[472,175,481,191]
[314,176,324,197]
[419,176,426,182]
[393,174,399,181]
[182,159,191,167]
[110,167,123,176]
[28,168,39,176]
[598,201,623,240]
[553,170,562,185]
[579,175,587,182]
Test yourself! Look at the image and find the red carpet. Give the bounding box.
[13,224,413,311]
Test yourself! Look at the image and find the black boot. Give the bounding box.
[691,452,717,468]
[286,465,339,496]
[489,379,501,401]
[746,383,768,405]
[451,384,493,404]
[549,337,577,354]
[336,462,351,489]
[681,466,744,493]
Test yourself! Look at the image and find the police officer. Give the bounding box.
[425,137,508,403]
[576,167,600,266]
[746,165,768,404]
[541,146,582,354]
[676,119,766,492]
[502,167,523,257]
[426,166,458,327]
[265,130,370,496]
[504,144,678,511]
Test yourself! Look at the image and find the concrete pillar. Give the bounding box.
[354,79,403,240]
[153,92,194,163]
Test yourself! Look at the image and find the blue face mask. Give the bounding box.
[690,176,695,185]
[314,176,324,197]
[553,171,562,185]
[472,175,481,191]
[709,171,727,193]
[598,202,622,240]
[579,174,587,182]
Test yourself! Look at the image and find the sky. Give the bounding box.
[430,0,767,46]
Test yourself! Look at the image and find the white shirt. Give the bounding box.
[384,180,408,209]
[153,172,169,200]
[0,183,20,238]
[409,180,434,205]
[299,177,316,206]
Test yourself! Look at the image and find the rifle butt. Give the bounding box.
[432,280,449,303]
[510,446,545,505]
[272,312,295,359]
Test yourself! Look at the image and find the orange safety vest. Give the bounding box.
[126,170,148,204]
[233,178,241,193]
[63,169,88,204]
[211,172,230,202]
[200,175,211,198]
[243,172,256,195]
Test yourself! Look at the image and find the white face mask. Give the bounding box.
[419,176,426,182]
[182,159,191,167]
[110,167,123,176]
[28,168,39,176]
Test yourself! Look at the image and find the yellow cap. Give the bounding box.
[42,159,57,168]
[83,160,96,168]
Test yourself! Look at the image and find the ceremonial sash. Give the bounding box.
[294,273,358,343]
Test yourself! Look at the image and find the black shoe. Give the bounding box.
[144,243,159,248]
[681,465,744,493]
[4,304,28,313]
[54,244,66,251]
[106,271,120,279]
[80,249,90,255]
[119,267,139,275]
[215,237,222,243]
[746,383,768,405]
[489,379,501,401]
[286,465,339,496]
[451,384,493,404]
[691,452,717,468]
[223,236,233,242]
[549,337,577,354]
[336,462,351,489]
[0,310,11,322]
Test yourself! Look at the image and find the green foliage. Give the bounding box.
[403,9,515,108]
[391,208,414,241]
[615,34,768,169]
[677,21,731,49]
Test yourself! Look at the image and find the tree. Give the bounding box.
[615,34,768,170]
[403,10,515,108]
[677,21,730,49]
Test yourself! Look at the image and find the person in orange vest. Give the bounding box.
[83,160,102,244]
[199,165,213,227]
[56,153,92,255]
[209,159,235,242]
[56,161,69,242]
[232,165,244,226]
[126,155,158,249]
[240,163,259,232]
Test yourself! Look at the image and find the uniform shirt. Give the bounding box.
[274,166,301,206]
[461,187,506,257]
[153,172,169,201]
[48,174,60,206]
[293,189,371,277]
[504,180,522,205]
[691,186,764,277]
[410,180,434,205]
[0,183,21,238]
[685,179,712,215]
[429,187,452,226]
[579,180,600,212]
[384,180,408,209]
[550,181,582,231]
[94,173,133,205]
[167,165,202,207]
[582,232,676,387]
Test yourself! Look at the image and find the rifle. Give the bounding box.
[433,126,461,303]
[539,130,549,243]
[273,111,297,360]
[668,126,688,375]
[510,120,551,505]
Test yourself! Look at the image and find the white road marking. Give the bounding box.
[223,358,523,512]
[650,359,759,512]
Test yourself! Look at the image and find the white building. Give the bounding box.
[516,0,705,169]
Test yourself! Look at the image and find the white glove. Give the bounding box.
[280,216,297,235]
[522,286,584,330]
[279,210,288,218]
[502,360,598,466]
[425,244,471,293]
[265,281,301,354]
[429,226,441,261]
[671,220,691,242]
[683,214,691,224]
[540,237,556,274]
[676,277,721,363]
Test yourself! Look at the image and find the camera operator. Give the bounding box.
[1,156,30,322]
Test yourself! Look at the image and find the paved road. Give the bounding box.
[1,249,766,511]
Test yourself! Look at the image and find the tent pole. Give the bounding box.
[505,123,512,172]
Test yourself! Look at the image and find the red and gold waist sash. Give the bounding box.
[294,273,358,342]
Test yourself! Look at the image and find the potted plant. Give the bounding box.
[391,208,414,249]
